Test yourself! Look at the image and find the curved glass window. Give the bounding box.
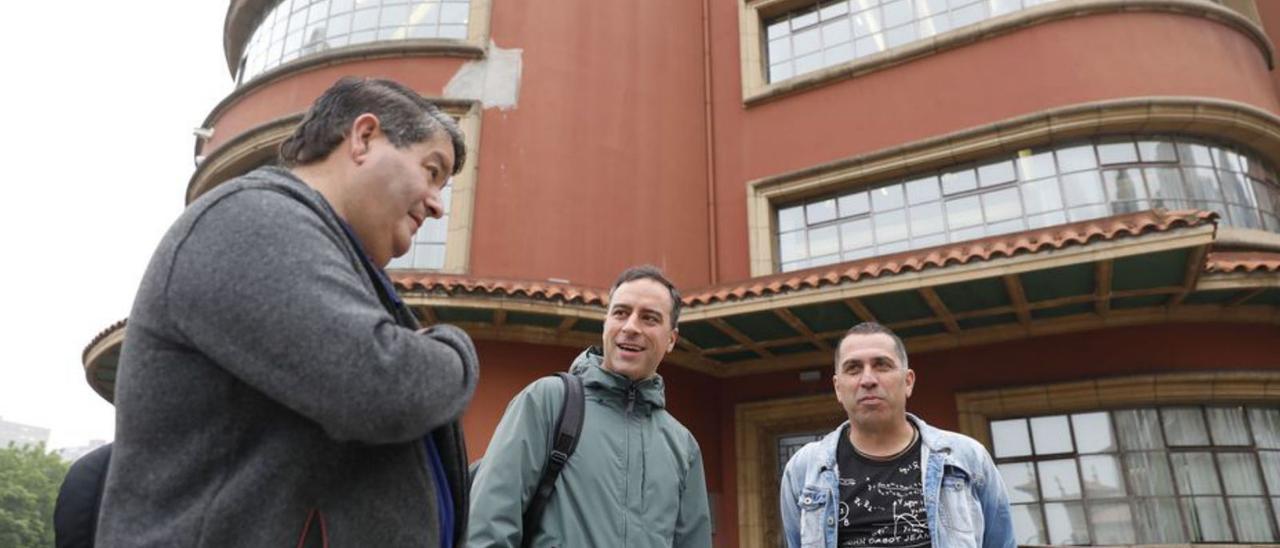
[238,0,472,84]
[387,183,452,270]
[764,0,1056,83]
[776,136,1280,272]
[991,406,1280,544]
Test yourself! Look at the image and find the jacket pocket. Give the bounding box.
[938,466,978,546]
[296,508,329,548]
[797,486,829,548]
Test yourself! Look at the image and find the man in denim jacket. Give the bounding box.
[780,322,1015,548]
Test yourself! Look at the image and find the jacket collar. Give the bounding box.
[569,347,667,410]
[816,412,949,466]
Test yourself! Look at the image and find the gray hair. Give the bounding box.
[833,322,909,371]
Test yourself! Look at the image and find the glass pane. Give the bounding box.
[1230,497,1277,542]
[1162,407,1210,446]
[820,0,849,20]
[1038,459,1082,500]
[992,418,1032,458]
[1178,141,1215,166]
[768,37,792,62]
[1207,406,1251,446]
[792,27,821,56]
[1137,139,1178,163]
[873,209,907,243]
[941,168,977,195]
[1220,170,1252,205]
[821,18,851,45]
[852,9,880,37]
[905,176,941,204]
[1010,503,1046,545]
[1183,167,1223,205]
[1256,408,1280,449]
[1123,452,1175,496]
[1088,501,1136,544]
[840,218,873,251]
[1021,177,1063,214]
[767,19,789,39]
[1103,168,1146,202]
[1133,497,1187,543]
[1170,452,1221,495]
[1182,496,1232,541]
[779,231,807,262]
[946,195,982,228]
[1061,172,1105,207]
[1252,454,1280,506]
[1218,452,1263,495]
[1079,455,1126,498]
[1071,412,1115,453]
[1044,501,1089,544]
[838,192,870,217]
[981,187,1022,223]
[778,205,805,231]
[1145,167,1188,209]
[769,62,793,82]
[1115,409,1164,450]
[909,202,945,236]
[871,185,905,211]
[978,160,1016,187]
[1017,151,1055,180]
[986,218,1024,236]
[1097,141,1138,164]
[1030,415,1072,455]
[882,0,913,27]
[806,198,837,224]
[1215,148,1243,172]
[999,462,1039,503]
[1026,210,1067,229]
[808,225,839,257]
[1055,144,1097,173]
[793,51,823,75]
[411,243,445,269]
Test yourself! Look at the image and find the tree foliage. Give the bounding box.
[0,443,69,548]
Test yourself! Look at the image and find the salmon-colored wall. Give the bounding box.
[201,57,468,154]
[711,323,1280,546]
[1253,0,1280,99]
[466,0,713,289]
[707,9,1280,283]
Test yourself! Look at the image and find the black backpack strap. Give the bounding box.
[521,372,585,547]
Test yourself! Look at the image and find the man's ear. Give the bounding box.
[348,113,381,165]
[665,327,678,354]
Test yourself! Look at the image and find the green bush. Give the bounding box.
[0,443,69,548]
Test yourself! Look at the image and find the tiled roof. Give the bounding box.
[1205,251,1280,273]
[391,274,610,306]
[82,318,127,363]
[682,209,1218,305]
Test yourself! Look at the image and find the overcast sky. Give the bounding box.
[0,2,233,448]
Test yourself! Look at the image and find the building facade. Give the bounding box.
[83,0,1280,545]
[0,416,51,449]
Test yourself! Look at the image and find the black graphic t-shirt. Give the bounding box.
[835,424,930,547]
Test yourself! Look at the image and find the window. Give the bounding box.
[776,431,826,477]
[762,0,1055,84]
[238,0,474,84]
[991,406,1280,544]
[387,184,452,270]
[775,135,1280,272]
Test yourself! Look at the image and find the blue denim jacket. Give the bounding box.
[779,414,1015,548]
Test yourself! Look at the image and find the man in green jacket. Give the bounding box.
[467,265,713,547]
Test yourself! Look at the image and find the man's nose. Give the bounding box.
[423,194,444,219]
[622,313,642,333]
[859,370,879,388]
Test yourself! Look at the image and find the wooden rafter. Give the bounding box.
[708,318,775,358]
[1095,260,1113,317]
[1228,288,1266,307]
[918,287,960,333]
[844,298,878,323]
[1002,274,1032,327]
[556,316,577,333]
[773,308,830,350]
[493,309,508,327]
[1168,244,1211,307]
[418,305,438,325]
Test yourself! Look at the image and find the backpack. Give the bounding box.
[469,372,584,548]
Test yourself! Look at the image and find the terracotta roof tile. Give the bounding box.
[82,318,127,364]
[391,274,610,306]
[1205,251,1280,273]
[683,209,1218,305]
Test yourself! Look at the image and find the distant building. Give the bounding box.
[0,416,51,449]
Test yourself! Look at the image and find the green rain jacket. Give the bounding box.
[467,347,713,547]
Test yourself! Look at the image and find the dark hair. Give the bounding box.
[834,322,909,370]
[278,77,466,173]
[609,265,682,327]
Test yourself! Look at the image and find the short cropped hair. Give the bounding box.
[278,77,466,173]
[609,265,682,327]
[834,322,909,370]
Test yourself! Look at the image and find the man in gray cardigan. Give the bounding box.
[97,77,479,547]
